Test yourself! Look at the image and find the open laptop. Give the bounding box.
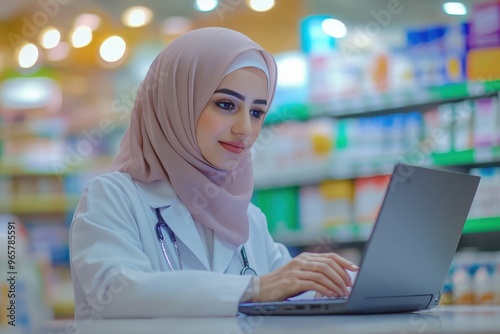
[239,163,480,315]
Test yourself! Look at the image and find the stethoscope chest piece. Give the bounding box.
[239,246,257,276]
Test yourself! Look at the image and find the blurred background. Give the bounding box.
[1,0,500,327]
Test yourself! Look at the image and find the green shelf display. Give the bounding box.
[436,80,500,100]
[425,80,500,100]
[462,217,500,234]
[431,149,475,165]
[431,146,500,166]
[264,103,311,125]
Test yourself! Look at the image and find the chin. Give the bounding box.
[218,157,244,171]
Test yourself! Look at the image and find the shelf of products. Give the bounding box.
[265,80,500,125]
[0,195,80,215]
[272,217,500,248]
[463,217,500,234]
[432,146,500,166]
[253,78,500,246]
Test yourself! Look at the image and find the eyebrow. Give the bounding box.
[214,88,267,105]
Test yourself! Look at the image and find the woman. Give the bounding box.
[70,27,358,319]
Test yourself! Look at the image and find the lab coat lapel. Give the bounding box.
[133,178,210,270]
[212,233,238,273]
[161,204,211,270]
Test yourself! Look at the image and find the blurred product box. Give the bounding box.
[252,187,300,235]
[406,24,468,87]
[299,180,354,239]
[436,103,454,152]
[469,167,500,219]
[252,119,334,184]
[453,100,474,151]
[332,113,424,174]
[353,174,391,238]
[0,177,12,210]
[466,1,500,80]
[444,23,469,83]
[406,22,472,86]
[473,97,499,148]
[445,250,500,305]
[466,47,500,80]
[468,0,500,49]
[308,52,366,103]
[0,217,53,330]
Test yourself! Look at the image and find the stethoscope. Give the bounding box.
[154,208,257,276]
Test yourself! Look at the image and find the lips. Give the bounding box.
[219,141,245,154]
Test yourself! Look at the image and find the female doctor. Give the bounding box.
[70,27,358,320]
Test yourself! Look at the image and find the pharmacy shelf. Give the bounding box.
[253,162,331,189]
[273,217,500,248]
[0,194,80,215]
[431,146,500,166]
[0,156,114,176]
[254,154,429,190]
[462,217,500,234]
[272,225,367,248]
[254,146,500,190]
[264,80,500,125]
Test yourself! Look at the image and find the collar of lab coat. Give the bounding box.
[132,178,238,272]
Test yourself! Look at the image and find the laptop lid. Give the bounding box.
[239,164,480,315]
[345,164,480,313]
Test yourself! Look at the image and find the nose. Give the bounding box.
[231,109,252,137]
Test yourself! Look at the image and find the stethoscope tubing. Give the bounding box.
[155,208,182,270]
[154,207,256,275]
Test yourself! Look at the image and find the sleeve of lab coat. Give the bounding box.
[70,176,252,319]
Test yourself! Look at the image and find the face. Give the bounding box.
[196,67,268,170]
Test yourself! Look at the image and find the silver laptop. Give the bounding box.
[239,163,480,315]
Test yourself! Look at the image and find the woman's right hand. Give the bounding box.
[255,252,359,302]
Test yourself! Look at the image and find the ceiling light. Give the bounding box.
[100,36,127,63]
[0,77,60,110]
[18,43,39,68]
[122,6,153,28]
[443,2,467,15]
[321,18,347,38]
[194,0,218,12]
[248,0,275,12]
[71,26,93,48]
[40,27,61,49]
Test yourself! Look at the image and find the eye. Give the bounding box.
[250,109,266,119]
[216,101,235,111]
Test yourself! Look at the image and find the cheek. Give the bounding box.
[248,123,263,146]
[197,111,225,141]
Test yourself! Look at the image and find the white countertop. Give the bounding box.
[39,305,500,334]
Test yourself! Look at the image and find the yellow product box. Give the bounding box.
[467,47,500,81]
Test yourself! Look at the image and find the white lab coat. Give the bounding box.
[70,171,294,319]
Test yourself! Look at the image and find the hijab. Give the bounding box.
[111,27,278,245]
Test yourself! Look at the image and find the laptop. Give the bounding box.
[239,163,480,315]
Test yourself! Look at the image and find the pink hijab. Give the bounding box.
[111,27,278,245]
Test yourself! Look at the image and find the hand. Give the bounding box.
[256,252,359,302]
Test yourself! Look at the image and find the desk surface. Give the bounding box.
[41,306,500,334]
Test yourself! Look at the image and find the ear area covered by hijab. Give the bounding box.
[110,27,278,245]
